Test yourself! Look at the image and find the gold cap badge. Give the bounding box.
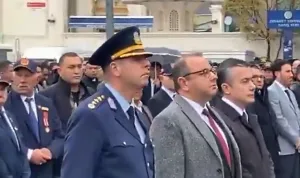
[133,32,142,45]
[20,58,29,66]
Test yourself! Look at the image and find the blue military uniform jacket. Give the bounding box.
[0,109,30,178]
[5,91,65,178]
[61,83,154,178]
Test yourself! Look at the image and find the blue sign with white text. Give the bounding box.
[267,10,300,29]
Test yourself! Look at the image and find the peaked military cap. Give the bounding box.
[0,75,9,86]
[89,26,153,68]
[13,58,38,73]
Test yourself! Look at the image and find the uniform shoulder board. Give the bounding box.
[88,95,106,109]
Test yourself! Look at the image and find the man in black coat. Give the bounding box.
[248,64,280,176]
[214,58,275,178]
[141,62,162,105]
[39,52,93,177]
[81,62,100,92]
[147,63,175,118]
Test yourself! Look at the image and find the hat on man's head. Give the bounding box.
[0,75,9,87]
[13,58,37,73]
[161,64,173,76]
[89,26,153,68]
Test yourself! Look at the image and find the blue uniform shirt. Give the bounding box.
[61,83,154,178]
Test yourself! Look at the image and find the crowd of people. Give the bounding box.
[0,26,300,178]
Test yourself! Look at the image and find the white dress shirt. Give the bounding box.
[20,95,38,160]
[182,96,228,146]
[222,97,248,122]
[161,86,176,99]
[274,80,292,101]
[21,95,38,120]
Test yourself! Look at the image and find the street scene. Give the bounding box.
[1,0,300,178]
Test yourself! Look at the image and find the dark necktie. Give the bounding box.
[127,106,136,128]
[25,97,39,142]
[285,90,294,107]
[203,108,231,167]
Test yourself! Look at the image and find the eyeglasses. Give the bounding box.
[183,68,216,78]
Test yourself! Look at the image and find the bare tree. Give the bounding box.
[225,0,300,60]
[224,0,279,60]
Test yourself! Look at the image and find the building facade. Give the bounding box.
[0,0,299,60]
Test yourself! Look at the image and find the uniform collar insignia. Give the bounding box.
[108,97,117,110]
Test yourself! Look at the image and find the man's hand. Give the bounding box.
[295,138,300,149]
[40,148,52,160]
[30,149,48,165]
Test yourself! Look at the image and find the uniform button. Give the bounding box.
[144,144,147,148]
[150,139,153,142]
[147,162,150,167]
[217,169,222,174]
[123,141,127,145]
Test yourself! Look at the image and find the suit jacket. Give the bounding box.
[147,89,173,118]
[213,98,275,178]
[61,84,154,178]
[141,78,161,105]
[248,88,280,169]
[0,110,30,178]
[5,91,65,178]
[268,81,300,155]
[150,95,242,178]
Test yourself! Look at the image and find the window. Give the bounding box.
[169,10,179,31]
[158,11,163,31]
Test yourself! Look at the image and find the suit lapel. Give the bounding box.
[102,86,142,142]
[35,96,48,144]
[135,109,150,132]
[4,112,20,148]
[0,113,19,149]
[273,82,295,112]
[12,93,40,142]
[174,95,222,161]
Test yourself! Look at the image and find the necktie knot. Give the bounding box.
[127,106,135,120]
[202,108,210,117]
[25,97,33,103]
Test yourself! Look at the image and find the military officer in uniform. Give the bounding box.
[61,26,154,178]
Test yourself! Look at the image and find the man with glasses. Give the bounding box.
[248,64,280,177]
[150,54,242,178]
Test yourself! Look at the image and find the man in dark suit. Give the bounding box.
[5,58,65,178]
[61,27,154,178]
[214,58,275,178]
[0,77,30,178]
[147,63,175,117]
[248,64,280,176]
[141,62,162,105]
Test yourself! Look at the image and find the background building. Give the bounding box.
[0,0,298,61]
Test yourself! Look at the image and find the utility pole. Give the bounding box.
[105,0,114,39]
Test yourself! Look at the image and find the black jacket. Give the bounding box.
[39,78,94,131]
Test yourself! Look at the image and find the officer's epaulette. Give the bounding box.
[87,95,106,109]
